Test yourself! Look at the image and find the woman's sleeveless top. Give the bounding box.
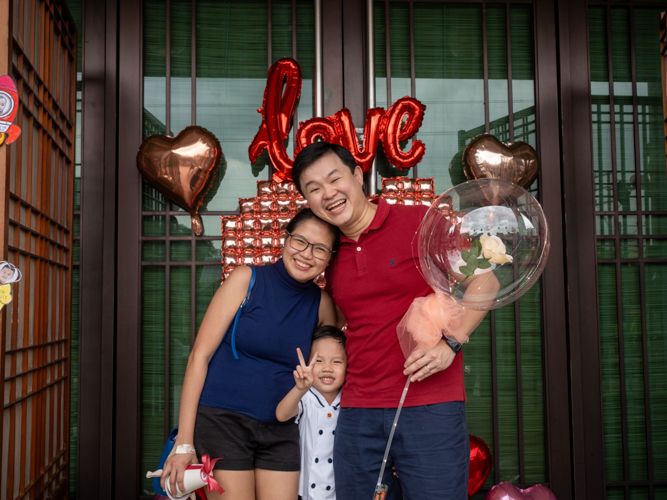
[199,259,322,422]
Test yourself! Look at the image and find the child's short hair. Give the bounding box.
[312,325,346,350]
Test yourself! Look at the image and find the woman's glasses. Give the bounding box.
[286,231,335,260]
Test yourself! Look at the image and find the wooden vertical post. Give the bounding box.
[0,0,12,492]
[0,0,76,496]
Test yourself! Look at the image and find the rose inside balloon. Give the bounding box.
[448,235,513,298]
[418,179,549,311]
[397,179,549,359]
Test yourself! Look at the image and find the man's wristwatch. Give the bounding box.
[443,335,462,354]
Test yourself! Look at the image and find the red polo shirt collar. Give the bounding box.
[340,198,390,244]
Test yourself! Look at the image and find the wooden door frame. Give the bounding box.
[77,0,121,498]
[533,0,575,497]
[556,0,607,497]
[537,0,609,496]
[114,0,143,497]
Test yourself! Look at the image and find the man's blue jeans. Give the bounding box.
[333,402,469,500]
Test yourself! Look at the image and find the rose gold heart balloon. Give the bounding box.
[462,134,540,189]
[485,482,557,500]
[137,126,222,235]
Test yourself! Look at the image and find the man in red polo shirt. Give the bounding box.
[292,143,493,500]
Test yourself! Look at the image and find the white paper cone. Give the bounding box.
[164,467,208,500]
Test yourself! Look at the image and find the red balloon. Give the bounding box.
[381,96,427,169]
[335,107,385,172]
[248,59,429,179]
[469,434,492,499]
[295,117,340,156]
[248,58,302,183]
[136,126,222,235]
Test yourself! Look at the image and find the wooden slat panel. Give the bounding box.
[0,0,76,498]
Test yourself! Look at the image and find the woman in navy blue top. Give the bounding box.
[160,209,339,500]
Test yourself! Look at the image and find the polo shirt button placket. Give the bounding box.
[354,244,367,273]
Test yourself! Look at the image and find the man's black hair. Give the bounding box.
[292,142,357,195]
[312,325,346,351]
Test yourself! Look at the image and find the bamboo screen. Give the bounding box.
[1,0,76,499]
[590,6,667,498]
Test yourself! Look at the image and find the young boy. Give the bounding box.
[276,326,347,500]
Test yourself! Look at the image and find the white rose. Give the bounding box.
[447,250,495,275]
[479,234,513,264]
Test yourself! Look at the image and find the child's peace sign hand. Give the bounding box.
[294,347,317,391]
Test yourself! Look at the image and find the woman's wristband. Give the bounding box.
[170,444,197,456]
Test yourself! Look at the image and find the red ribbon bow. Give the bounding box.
[201,454,224,494]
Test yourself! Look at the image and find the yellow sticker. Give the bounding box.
[0,283,12,306]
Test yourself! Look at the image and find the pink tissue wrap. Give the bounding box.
[396,293,468,359]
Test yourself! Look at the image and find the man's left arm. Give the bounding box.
[403,272,500,382]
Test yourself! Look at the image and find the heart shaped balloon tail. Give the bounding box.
[137,126,223,235]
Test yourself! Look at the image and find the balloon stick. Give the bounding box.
[373,376,411,500]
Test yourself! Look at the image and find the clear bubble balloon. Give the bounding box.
[417,178,550,311]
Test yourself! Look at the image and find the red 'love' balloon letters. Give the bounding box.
[335,107,385,173]
[249,58,427,181]
[295,117,341,156]
[381,96,427,169]
[248,58,302,182]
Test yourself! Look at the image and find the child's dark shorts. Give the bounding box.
[194,405,300,471]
